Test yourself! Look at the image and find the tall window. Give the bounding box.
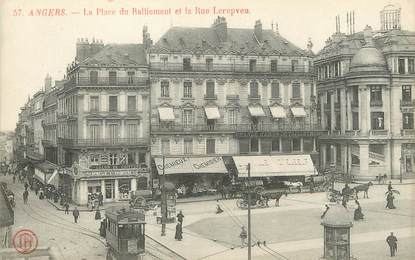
[403,113,414,129]
[250,81,259,97]
[161,56,168,70]
[239,139,250,154]
[138,152,146,164]
[126,124,138,139]
[206,81,215,98]
[184,139,193,154]
[292,83,301,99]
[249,59,257,72]
[109,71,117,85]
[107,124,119,140]
[109,96,118,112]
[402,85,412,102]
[371,112,384,130]
[352,112,359,130]
[127,96,136,111]
[183,81,192,98]
[409,59,415,74]
[228,109,237,125]
[271,60,278,73]
[206,139,215,154]
[183,110,193,126]
[352,86,359,105]
[291,60,298,72]
[206,58,213,71]
[161,81,169,97]
[398,58,405,74]
[127,71,135,84]
[370,86,382,105]
[90,96,99,112]
[109,153,118,165]
[89,71,98,85]
[161,139,170,155]
[183,58,191,71]
[89,124,101,140]
[250,138,259,152]
[271,82,280,98]
[292,138,301,151]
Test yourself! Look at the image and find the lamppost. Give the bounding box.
[399,157,403,184]
[161,155,167,236]
[246,163,252,260]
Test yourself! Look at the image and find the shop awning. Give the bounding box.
[233,155,317,177]
[158,107,175,121]
[290,107,307,117]
[204,107,221,120]
[33,161,59,185]
[270,106,286,118]
[248,106,265,117]
[154,156,228,175]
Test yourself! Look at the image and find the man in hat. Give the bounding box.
[386,232,398,257]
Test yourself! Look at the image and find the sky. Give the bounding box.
[0,0,414,131]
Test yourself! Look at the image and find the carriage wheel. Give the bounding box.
[236,199,247,209]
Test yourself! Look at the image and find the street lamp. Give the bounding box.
[161,155,167,236]
[399,157,403,184]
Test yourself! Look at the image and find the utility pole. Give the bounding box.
[247,163,251,260]
[161,155,167,236]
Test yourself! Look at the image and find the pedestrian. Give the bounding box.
[73,207,80,223]
[39,188,44,200]
[176,210,184,224]
[386,191,396,209]
[98,192,103,206]
[95,207,101,220]
[354,200,364,221]
[216,200,224,214]
[388,181,393,192]
[23,190,29,204]
[321,204,330,219]
[174,223,183,241]
[240,226,247,248]
[386,232,398,257]
[12,175,16,183]
[64,202,69,214]
[342,197,347,208]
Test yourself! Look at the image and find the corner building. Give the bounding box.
[315,5,415,180]
[57,38,151,204]
[149,17,325,190]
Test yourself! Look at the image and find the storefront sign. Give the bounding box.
[154,156,227,175]
[90,164,144,170]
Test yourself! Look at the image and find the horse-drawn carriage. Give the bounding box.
[129,190,158,210]
[235,186,287,209]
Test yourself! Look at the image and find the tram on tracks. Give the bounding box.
[105,206,146,260]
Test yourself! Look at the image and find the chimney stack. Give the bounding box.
[143,25,153,49]
[76,37,104,62]
[44,74,52,92]
[254,20,263,42]
[212,16,227,41]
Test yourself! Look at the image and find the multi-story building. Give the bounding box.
[315,5,415,180]
[149,17,325,190]
[57,37,151,204]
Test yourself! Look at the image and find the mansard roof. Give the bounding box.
[151,27,308,57]
[80,44,147,67]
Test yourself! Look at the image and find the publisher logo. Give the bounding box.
[12,229,38,254]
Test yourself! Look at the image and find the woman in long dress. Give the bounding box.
[354,200,364,220]
[174,223,183,241]
[386,191,396,209]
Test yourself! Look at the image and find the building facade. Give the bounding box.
[56,38,151,204]
[315,5,415,180]
[149,17,325,190]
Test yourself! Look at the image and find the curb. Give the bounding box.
[46,200,102,212]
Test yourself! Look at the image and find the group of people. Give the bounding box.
[87,192,104,209]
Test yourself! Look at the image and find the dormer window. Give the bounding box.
[249,59,257,72]
[291,60,298,72]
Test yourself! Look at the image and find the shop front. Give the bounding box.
[69,167,149,205]
[233,154,317,187]
[153,156,228,197]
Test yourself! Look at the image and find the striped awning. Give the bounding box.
[158,107,175,121]
[248,106,265,117]
[290,107,307,117]
[270,106,286,118]
[204,107,221,120]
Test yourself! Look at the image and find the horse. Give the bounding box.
[222,185,239,199]
[353,182,373,199]
[262,191,288,207]
[283,181,303,193]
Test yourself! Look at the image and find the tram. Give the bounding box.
[105,206,146,260]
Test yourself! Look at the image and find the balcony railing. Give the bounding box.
[401,129,415,136]
[248,95,261,100]
[345,130,361,136]
[226,95,239,100]
[370,129,388,136]
[65,77,149,87]
[41,139,56,147]
[152,123,325,133]
[150,62,314,74]
[370,99,383,107]
[58,138,148,147]
[290,97,303,104]
[400,99,415,107]
[204,94,217,100]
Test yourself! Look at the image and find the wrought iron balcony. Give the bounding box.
[204,94,217,100]
[226,95,240,100]
[152,123,326,133]
[65,77,149,87]
[369,129,388,136]
[41,139,56,147]
[400,99,415,107]
[58,138,149,148]
[345,130,361,136]
[248,94,261,100]
[370,99,383,107]
[150,62,314,74]
[401,129,415,136]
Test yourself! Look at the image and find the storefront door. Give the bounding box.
[105,180,115,200]
[118,179,131,200]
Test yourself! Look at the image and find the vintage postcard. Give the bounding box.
[0,0,414,259]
